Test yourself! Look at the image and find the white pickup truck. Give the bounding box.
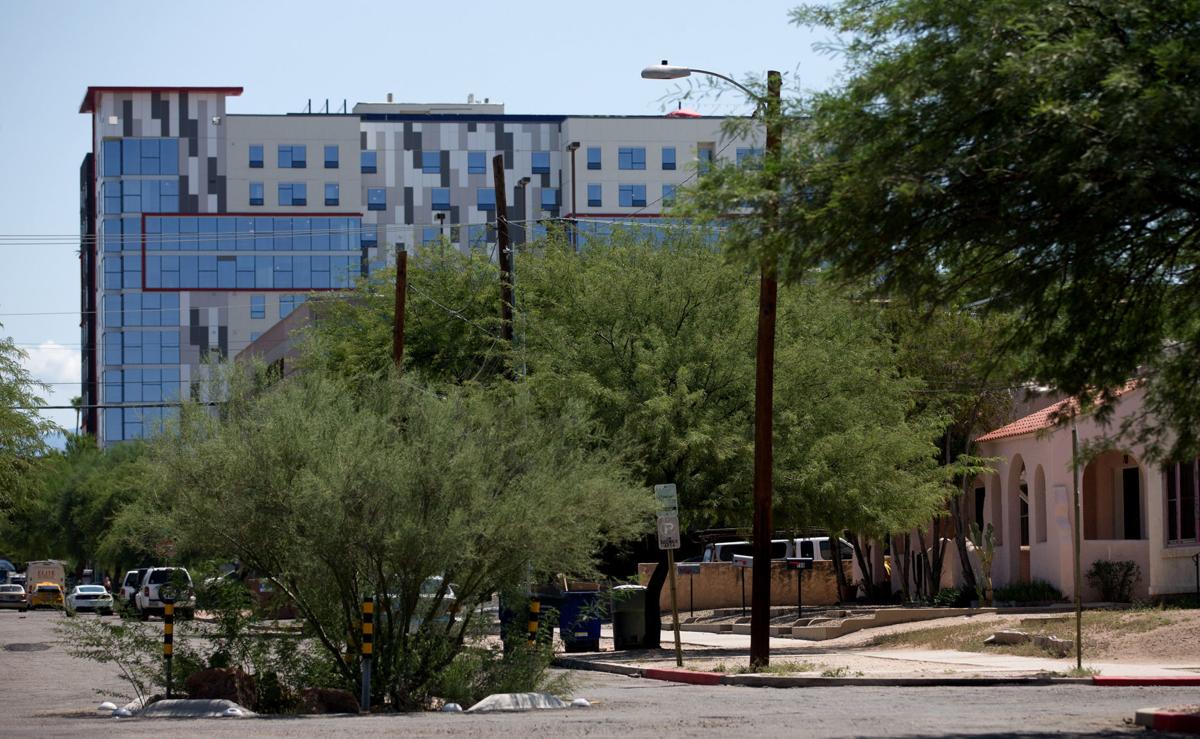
[701,537,855,564]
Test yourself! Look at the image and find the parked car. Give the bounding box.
[385,576,458,633]
[135,567,195,620]
[119,568,149,611]
[29,582,64,609]
[793,536,856,563]
[66,585,114,615]
[0,584,27,611]
[701,539,792,563]
[700,537,856,564]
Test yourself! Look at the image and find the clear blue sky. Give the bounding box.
[0,0,844,432]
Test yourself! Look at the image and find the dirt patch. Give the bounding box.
[864,608,1200,663]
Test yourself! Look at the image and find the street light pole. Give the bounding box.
[642,61,783,670]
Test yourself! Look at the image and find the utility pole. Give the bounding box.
[493,155,515,353]
[392,245,407,369]
[749,69,783,671]
[1072,408,1082,671]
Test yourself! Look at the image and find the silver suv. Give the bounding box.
[135,567,195,620]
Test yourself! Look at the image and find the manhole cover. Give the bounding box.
[4,642,51,652]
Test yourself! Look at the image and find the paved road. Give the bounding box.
[2,609,1193,737]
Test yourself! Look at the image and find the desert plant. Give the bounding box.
[969,522,995,606]
[1086,560,1141,603]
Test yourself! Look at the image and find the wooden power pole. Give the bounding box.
[749,69,783,671]
[493,155,516,356]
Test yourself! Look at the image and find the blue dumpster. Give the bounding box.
[559,591,602,653]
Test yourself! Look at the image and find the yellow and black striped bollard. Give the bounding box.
[528,597,540,644]
[163,599,174,699]
[360,597,373,712]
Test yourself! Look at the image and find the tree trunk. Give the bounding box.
[642,545,666,649]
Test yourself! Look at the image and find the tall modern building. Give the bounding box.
[79,86,759,445]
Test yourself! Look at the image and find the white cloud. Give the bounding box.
[20,340,81,432]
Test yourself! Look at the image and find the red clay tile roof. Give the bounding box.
[975,381,1139,443]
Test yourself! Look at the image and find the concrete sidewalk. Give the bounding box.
[579,625,1200,681]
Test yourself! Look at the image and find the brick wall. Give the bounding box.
[636,560,850,611]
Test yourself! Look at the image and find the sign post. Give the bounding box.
[162,598,174,699]
[654,484,683,668]
[787,557,813,618]
[361,596,373,712]
[732,554,753,618]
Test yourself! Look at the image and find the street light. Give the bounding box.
[642,59,783,671]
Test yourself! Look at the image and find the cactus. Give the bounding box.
[969,522,995,607]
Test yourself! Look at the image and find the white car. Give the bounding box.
[119,568,149,610]
[67,585,114,615]
[135,567,195,620]
[0,584,27,611]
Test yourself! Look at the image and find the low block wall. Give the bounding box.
[637,560,850,611]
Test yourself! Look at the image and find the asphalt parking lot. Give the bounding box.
[1,609,1195,737]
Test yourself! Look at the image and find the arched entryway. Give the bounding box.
[1007,455,1029,583]
[1080,450,1150,600]
[1083,450,1146,540]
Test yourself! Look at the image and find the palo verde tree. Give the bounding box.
[773,0,1200,461]
[0,327,55,532]
[148,360,651,709]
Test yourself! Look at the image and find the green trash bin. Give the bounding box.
[611,584,647,650]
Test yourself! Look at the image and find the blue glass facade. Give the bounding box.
[142,216,362,290]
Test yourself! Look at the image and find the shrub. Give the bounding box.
[1086,560,1141,603]
[992,579,1064,603]
[931,586,972,607]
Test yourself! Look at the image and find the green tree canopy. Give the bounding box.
[0,328,55,524]
[702,0,1200,459]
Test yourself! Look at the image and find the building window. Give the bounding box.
[662,184,676,206]
[279,183,307,206]
[619,184,646,208]
[1166,459,1199,544]
[468,151,487,174]
[325,183,340,206]
[422,227,440,244]
[361,150,377,173]
[278,145,307,168]
[698,142,715,173]
[249,332,261,343]
[250,294,265,319]
[587,183,602,208]
[736,147,764,168]
[249,144,264,168]
[322,144,338,168]
[541,188,559,209]
[249,182,264,206]
[532,152,551,174]
[477,188,496,210]
[431,188,451,210]
[618,147,646,170]
[280,295,306,319]
[107,138,180,176]
[367,188,386,211]
[421,151,441,174]
[662,146,676,170]
[587,146,601,170]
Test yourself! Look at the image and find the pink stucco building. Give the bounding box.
[973,384,1199,600]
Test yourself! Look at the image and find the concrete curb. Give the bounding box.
[642,668,723,686]
[552,656,1094,687]
[1134,706,1200,733]
[1095,676,1200,687]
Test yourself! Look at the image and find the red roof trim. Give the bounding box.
[975,381,1139,443]
[80,86,244,113]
